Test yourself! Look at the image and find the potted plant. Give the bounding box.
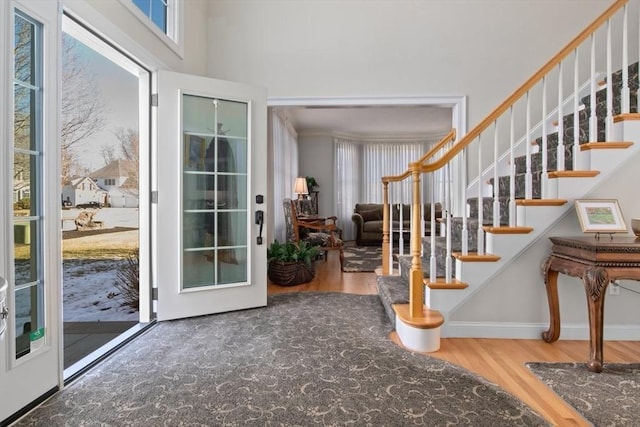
[267,240,319,286]
[305,176,319,191]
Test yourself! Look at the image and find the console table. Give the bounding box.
[542,235,640,372]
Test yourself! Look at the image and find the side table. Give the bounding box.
[541,235,640,372]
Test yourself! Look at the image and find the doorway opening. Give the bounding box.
[266,96,466,242]
[60,15,152,378]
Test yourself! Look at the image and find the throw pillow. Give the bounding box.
[360,209,381,222]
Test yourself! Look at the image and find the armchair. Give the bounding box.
[283,198,344,268]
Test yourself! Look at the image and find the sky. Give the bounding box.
[65,33,140,172]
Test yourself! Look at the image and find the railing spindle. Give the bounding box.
[445,164,452,283]
[509,107,516,225]
[606,18,613,141]
[573,49,580,169]
[429,176,436,284]
[622,4,630,113]
[525,92,532,199]
[541,77,549,198]
[557,63,565,171]
[590,33,598,141]
[476,138,484,255]
[461,146,468,255]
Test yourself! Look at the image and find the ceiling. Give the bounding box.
[276,105,453,137]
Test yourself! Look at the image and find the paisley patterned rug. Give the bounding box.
[16,293,548,426]
[527,362,640,426]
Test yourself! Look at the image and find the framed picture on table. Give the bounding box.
[574,199,627,233]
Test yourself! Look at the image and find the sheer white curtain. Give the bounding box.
[335,137,437,240]
[334,138,361,240]
[362,141,425,203]
[271,110,298,242]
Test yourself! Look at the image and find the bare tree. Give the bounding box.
[13,15,34,186]
[100,144,117,166]
[113,127,139,197]
[60,33,106,184]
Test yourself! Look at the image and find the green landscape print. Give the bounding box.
[585,207,616,224]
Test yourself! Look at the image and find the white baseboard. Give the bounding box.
[442,321,640,341]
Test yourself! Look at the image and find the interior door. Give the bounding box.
[155,71,267,321]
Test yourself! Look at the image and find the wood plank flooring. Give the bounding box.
[268,249,640,426]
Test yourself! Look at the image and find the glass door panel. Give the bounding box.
[13,11,44,360]
[181,95,248,290]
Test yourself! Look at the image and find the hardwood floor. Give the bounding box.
[268,249,640,426]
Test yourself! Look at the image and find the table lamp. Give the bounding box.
[293,177,308,200]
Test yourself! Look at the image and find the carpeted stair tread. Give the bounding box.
[376,274,409,326]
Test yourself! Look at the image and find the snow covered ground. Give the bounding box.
[62,258,138,322]
[63,208,140,322]
[16,208,140,332]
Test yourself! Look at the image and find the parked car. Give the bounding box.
[62,200,72,208]
[75,201,103,209]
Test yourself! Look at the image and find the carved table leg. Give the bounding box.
[582,266,609,373]
[542,256,561,343]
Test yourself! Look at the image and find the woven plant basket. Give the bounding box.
[268,260,315,286]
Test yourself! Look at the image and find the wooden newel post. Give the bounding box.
[409,163,423,318]
[381,181,390,276]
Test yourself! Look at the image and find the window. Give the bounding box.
[13,9,45,359]
[133,0,168,33]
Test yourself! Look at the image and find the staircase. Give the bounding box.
[376,0,640,352]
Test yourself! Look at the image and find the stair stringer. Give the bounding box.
[428,120,640,337]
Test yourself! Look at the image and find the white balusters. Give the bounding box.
[557,62,565,172]
[429,178,436,284]
[541,76,549,198]
[606,18,613,141]
[509,107,516,226]
[573,48,581,169]
[525,92,532,199]
[445,164,452,283]
[622,4,629,114]
[461,146,468,255]
[590,33,598,142]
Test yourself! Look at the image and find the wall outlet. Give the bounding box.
[609,282,621,296]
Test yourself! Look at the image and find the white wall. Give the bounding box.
[206,0,612,126]
[297,134,334,216]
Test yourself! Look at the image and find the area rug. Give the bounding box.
[16,293,548,426]
[526,362,640,426]
[342,245,384,272]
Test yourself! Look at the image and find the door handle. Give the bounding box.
[255,210,264,245]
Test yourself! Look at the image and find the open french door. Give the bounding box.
[155,71,267,321]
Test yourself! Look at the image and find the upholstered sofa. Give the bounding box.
[351,203,442,246]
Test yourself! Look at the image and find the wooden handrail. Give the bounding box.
[381,129,457,184]
[421,0,627,174]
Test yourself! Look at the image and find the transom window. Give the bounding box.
[133,0,168,33]
[119,0,181,53]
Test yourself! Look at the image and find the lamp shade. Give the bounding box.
[293,177,308,195]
